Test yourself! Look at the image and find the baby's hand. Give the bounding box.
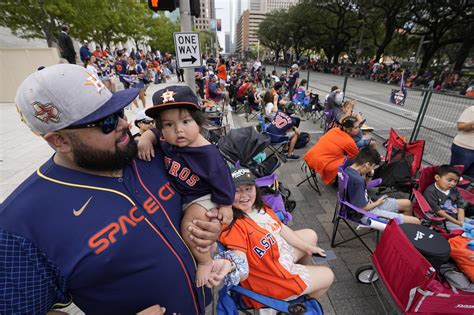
[218,205,233,224]
[137,130,157,161]
[137,137,155,161]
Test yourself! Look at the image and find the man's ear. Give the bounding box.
[43,131,73,153]
[434,174,441,182]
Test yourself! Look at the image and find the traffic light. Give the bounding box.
[190,0,200,17]
[148,0,178,12]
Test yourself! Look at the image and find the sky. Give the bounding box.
[215,0,248,52]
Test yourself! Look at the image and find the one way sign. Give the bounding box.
[173,32,202,69]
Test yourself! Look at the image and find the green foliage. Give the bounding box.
[148,12,180,53]
[0,0,75,46]
[0,0,179,53]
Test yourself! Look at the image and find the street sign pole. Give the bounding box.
[179,0,195,89]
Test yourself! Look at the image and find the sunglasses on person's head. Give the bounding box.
[67,108,125,134]
[139,119,154,125]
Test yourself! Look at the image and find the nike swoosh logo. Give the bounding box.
[73,197,93,217]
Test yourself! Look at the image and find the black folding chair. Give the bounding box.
[296,161,321,196]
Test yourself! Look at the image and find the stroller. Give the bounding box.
[218,127,296,223]
[374,128,425,194]
[218,126,281,178]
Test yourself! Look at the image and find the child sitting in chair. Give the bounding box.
[423,165,470,231]
[346,147,421,224]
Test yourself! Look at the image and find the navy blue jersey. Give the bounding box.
[157,135,235,205]
[0,154,210,314]
[266,111,294,135]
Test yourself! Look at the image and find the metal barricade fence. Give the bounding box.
[410,91,473,166]
[266,65,474,166]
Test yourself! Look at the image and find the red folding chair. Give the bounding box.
[375,128,425,193]
[412,165,474,237]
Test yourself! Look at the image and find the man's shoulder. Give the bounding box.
[345,167,364,183]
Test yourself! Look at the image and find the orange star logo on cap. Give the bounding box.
[161,89,176,103]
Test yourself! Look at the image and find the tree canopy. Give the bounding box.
[0,0,179,53]
[258,0,474,71]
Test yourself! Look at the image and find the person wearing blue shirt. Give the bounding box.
[266,104,300,160]
[345,147,420,225]
[79,41,91,63]
[0,64,237,314]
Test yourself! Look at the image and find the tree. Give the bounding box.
[257,10,291,63]
[148,12,181,54]
[407,0,473,72]
[359,0,411,62]
[305,0,362,64]
[0,0,75,47]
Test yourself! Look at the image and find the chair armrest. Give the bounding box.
[340,200,379,220]
[367,178,382,189]
[412,189,445,221]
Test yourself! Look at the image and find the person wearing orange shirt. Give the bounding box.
[220,168,334,309]
[304,116,360,185]
[217,58,227,87]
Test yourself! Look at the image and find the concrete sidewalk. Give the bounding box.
[0,75,392,314]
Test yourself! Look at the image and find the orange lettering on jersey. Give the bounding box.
[179,167,191,181]
[144,197,160,214]
[118,215,137,234]
[186,174,200,187]
[164,156,172,168]
[89,222,120,254]
[169,161,181,176]
[158,182,175,200]
[129,206,144,222]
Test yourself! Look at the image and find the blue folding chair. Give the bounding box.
[256,115,290,163]
[217,285,324,315]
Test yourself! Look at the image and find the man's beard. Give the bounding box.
[69,130,138,172]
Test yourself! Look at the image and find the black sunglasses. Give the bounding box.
[67,109,125,134]
[138,119,154,125]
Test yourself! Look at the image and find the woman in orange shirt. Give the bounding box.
[217,58,227,87]
[304,116,360,185]
[220,168,334,309]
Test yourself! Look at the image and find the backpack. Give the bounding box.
[295,132,310,149]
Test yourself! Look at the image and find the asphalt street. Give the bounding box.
[270,65,474,166]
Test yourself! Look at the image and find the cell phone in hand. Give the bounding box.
[312,250,337,263]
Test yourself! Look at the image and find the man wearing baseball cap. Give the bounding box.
[0,64,225,314]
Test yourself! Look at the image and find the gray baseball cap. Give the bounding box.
[15,64,139,135]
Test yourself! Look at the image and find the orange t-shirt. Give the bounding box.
[217,64,227,81]
[219,206,307,308]
[304,127,359,185]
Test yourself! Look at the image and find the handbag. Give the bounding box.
[217,285,324,315]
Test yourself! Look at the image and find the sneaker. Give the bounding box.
[286,154,300,160]
[361,124,374,132]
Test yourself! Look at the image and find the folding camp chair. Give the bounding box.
[257,115,290,163]
[322,109,337,132]
[331,165,393,253]
[218,285,323,315]
[375,128,425,194]
[296,161,322,196]
[412,164,473,236]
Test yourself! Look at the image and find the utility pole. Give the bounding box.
[179,0,196,89]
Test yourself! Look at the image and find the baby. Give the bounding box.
[139,85,235,287]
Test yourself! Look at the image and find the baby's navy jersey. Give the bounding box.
[158,135,235,205]
[0,153,210,314]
